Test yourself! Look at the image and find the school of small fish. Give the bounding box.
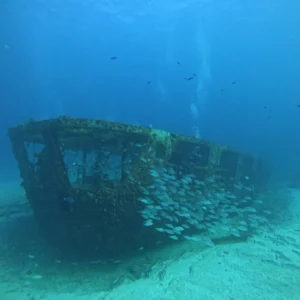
[127,148,273,248]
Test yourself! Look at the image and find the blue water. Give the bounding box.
[1,0,300,171]
[0,1,300,299]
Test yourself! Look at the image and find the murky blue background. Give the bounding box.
[1,0,300,179]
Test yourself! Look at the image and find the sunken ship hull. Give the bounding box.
[8,117,268,259]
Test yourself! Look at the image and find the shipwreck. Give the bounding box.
[8,117,269,259]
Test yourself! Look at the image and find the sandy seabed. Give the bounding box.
[0,181,299,300]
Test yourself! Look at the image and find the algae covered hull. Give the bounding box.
[8,117,267,258]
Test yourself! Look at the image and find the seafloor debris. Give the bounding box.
[8,117,270,259]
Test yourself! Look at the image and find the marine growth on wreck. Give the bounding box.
[8,116,271,259]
